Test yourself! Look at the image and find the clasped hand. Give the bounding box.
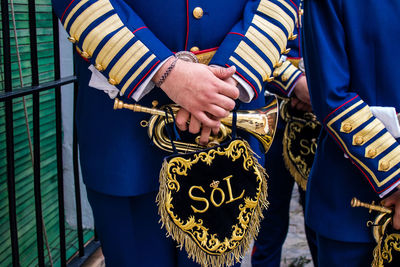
[154,58,239,145]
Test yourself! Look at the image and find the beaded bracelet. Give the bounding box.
[155,56,179,88]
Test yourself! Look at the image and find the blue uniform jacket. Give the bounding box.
[303,0,400,242]
[52,0,298,196]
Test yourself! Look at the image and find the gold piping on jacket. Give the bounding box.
[257,1,294,36]
[69,0,113,42]
[365,132,396,159]
[327,100,400,187]
[82,14,123,56]
[229,56,262,92]
[246,26,280,66]
[252,15,287,52]
[63,0,89,29]
[340,106,373,133]
[120,54,156,95]
[235,41,271,82]
[96,27,133,70]
[109,41,149,84]
[352,119,384,146]
[378,146,400,172]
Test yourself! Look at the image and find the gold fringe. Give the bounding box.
[282,125,308,191]
[156,140,269,267]
[372,241,382,267]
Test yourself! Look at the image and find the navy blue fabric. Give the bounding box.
[303,0,400,242]
[316,234,375,267]
[87,188,243,267]
[251,121,317,267]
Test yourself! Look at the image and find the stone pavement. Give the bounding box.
[241,184,314,267]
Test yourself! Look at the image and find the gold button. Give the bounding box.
[190,46,200,52]
[367,149,377,158]
[380,161,390,171]
[193,7,204,19]
[67,36,77,43]
[354,136,364,145]
[282,74,289,82]
[109,78,118,86]
[95,64,104,72]
[81,51,90,59]
[283,48,291,54]
[273,69,280,77]
[342,123,352,133]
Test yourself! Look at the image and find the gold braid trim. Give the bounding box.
[157,140,269,267]
[372,233,400,267]
[282,121,308,191]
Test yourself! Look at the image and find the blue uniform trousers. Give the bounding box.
[316,234,375,267]
[251,123,318,267]
[86,187,241,267]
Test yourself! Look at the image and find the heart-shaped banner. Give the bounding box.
[157,139,268,267]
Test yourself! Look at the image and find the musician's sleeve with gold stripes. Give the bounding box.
[268,60,303,96]
[209,0,298,99]
[303,0,400,195]
[52,0,173,98]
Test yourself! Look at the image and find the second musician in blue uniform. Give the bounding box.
[303,0,400,265]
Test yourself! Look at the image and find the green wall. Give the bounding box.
[0,1,94,265]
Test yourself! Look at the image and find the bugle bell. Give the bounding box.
[113,95,279,154]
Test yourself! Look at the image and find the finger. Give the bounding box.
[208,65,236,80]
[224,77,238,87]
[205,104,230,119]
[394,206,400,230]
[188,115,202,134]
[176,109,190,131]
[199,127,212,145]
[211,94,237,111]
[291,98,299,108]
[194,112,220,128]
[382,195,396,207]
[216,80,240,100]
[212,127,220,136]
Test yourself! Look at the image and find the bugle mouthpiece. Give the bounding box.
[351,197,392,214]
[114,98,123,110]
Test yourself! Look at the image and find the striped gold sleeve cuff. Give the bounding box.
[269,60,303,96]
[324,96,400,194]
[210,0,298,97]
[59,0,172,98]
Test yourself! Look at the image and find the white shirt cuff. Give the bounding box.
[232,74,255,103]
[370,106,400,138]
[380,181,400,198]
[88,65,119,98]
[87,57,173,101]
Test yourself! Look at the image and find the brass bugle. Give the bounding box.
[351,197,393,243]
[113,96,279,154]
